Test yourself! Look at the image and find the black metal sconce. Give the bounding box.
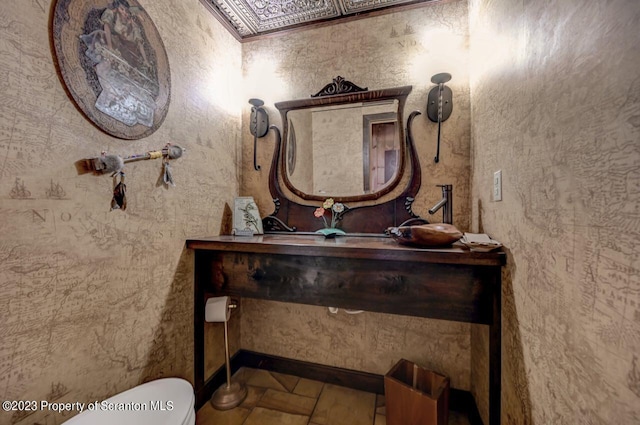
[249,98,269,171]
[426,73,453,163]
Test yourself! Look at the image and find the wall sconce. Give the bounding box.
[426,73,453,163]
[249,98,269,171]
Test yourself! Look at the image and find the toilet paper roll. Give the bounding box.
[205,296,231,323]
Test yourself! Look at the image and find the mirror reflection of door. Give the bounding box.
[285,100,401,197]
[363,114,399,193]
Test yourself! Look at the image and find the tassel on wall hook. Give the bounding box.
[162,158,175,187]
[160,143,184,188]
[110,172,127,211]
[426,73,453,163]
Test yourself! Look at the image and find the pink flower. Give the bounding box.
[314,207,326,218]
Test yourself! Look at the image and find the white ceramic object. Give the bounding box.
[62,378,195,425]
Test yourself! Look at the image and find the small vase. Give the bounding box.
[315,228,346,238]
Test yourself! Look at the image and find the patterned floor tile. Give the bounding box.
[310,384,375,425]
[257,388,317,416]
[293,378,324,398]
[232,367,252,383]
[243,407,309,425]
[244,369,288,391]
[199,368,469,425]
[270,371,300,392]
[239,385,267,408]
[195,402,251,425]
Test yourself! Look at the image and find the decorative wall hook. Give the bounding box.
[78,143,185,176]
[426,73,453,163]
[249,98,269,171]
[76,143,185,211]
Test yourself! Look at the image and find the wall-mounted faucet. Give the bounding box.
[428,184,453,224]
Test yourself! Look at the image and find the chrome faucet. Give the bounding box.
[428,184,453,224]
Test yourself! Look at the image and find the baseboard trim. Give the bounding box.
[199,349,483,425]
[236,350,385,393]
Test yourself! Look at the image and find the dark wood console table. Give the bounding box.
[187,234,505,425]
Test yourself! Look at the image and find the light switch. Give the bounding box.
[493,170,502,201]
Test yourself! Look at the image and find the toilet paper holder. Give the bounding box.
[205,296,239,323]
[205,296,247,410]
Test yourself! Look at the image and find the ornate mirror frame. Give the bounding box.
[262,79,427,235]
[275,80,412,202]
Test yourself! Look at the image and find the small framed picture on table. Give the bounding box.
[233,197,263,236]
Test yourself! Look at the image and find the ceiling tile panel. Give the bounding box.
[203,0,432,39]
[339,0,420,15]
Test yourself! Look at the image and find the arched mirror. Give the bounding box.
[276,80,412,202]
[263,77,423,234]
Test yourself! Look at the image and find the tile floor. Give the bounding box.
[196,367,470,425]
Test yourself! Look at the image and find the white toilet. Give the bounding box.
[63,378,195,425]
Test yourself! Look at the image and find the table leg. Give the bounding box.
[489,272,502,425]
[194,251,205,408]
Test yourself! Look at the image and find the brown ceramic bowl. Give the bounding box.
[386,223,463,247]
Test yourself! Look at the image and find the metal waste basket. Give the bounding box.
[384,359,450,425]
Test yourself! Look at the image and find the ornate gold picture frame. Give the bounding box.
[52,0,171,139]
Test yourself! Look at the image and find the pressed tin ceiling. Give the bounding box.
[201,0,437,40]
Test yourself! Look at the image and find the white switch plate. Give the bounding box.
[493,170,502,201]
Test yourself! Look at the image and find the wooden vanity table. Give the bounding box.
[187,234,505,425]
[190,78,505,424]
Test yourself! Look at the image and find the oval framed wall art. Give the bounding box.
[52,0,171,139]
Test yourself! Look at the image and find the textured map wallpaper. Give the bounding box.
[2,0,638,424]
[0,1,241,424]
[469,0,640,423]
